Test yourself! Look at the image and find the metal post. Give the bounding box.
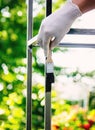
[27,0,33,130]
[46,0,52,16]
[45,0,52,130]
[27,0,95,130]
[27,48,32,130]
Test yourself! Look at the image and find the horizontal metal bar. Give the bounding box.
[59,43,95,48]
[29,42,95,48]
[27,29,95,48]
[28,39,95,48]
[68,28,95,35]
[28,35,38,47]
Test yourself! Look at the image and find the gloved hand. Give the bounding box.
[37,0,82,57]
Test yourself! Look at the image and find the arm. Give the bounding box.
[73,0,95,13]
[37,0,95,57]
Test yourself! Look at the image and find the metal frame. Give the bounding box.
[45,1,52,130]
[26,0,33,130]
[26,0,95,130]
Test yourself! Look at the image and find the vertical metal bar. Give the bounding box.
[27,0,33,40]
[27,47,32,130]
[45,91,51,130]
[27,0,33,130]
[45,0,52,130]
[46,0,52,16]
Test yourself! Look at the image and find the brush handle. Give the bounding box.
[46,47,54,74]
[46,49,53,63]
[45,47,54,91]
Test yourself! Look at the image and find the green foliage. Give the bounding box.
[32,84,44,129]
[0,0,27,129]
[0,0,47,129]
[52,0,66,11]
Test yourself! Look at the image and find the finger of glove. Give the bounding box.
[50,37,60,48]
[43,36,51,57]
[37,32,44,48]
[51,33,66,48]
[46,49,53,63]
[37,24,44,48]
[37,39,43,48]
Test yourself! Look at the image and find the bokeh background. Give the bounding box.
[0,0,95,130]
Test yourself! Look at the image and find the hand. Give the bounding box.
[37,0,82,57]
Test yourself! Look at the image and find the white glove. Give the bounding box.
[37,0,82,57]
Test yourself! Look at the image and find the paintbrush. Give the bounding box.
[27,35,55,91]
[45,46,55,92]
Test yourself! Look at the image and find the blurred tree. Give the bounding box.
[0,0,49,129]
[0,0,27,129]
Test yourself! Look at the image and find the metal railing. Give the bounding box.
[26,0,95,130]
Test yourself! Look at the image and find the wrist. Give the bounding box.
[61,0,82,18]
[72,0,95,13]
[68,0,82,15]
